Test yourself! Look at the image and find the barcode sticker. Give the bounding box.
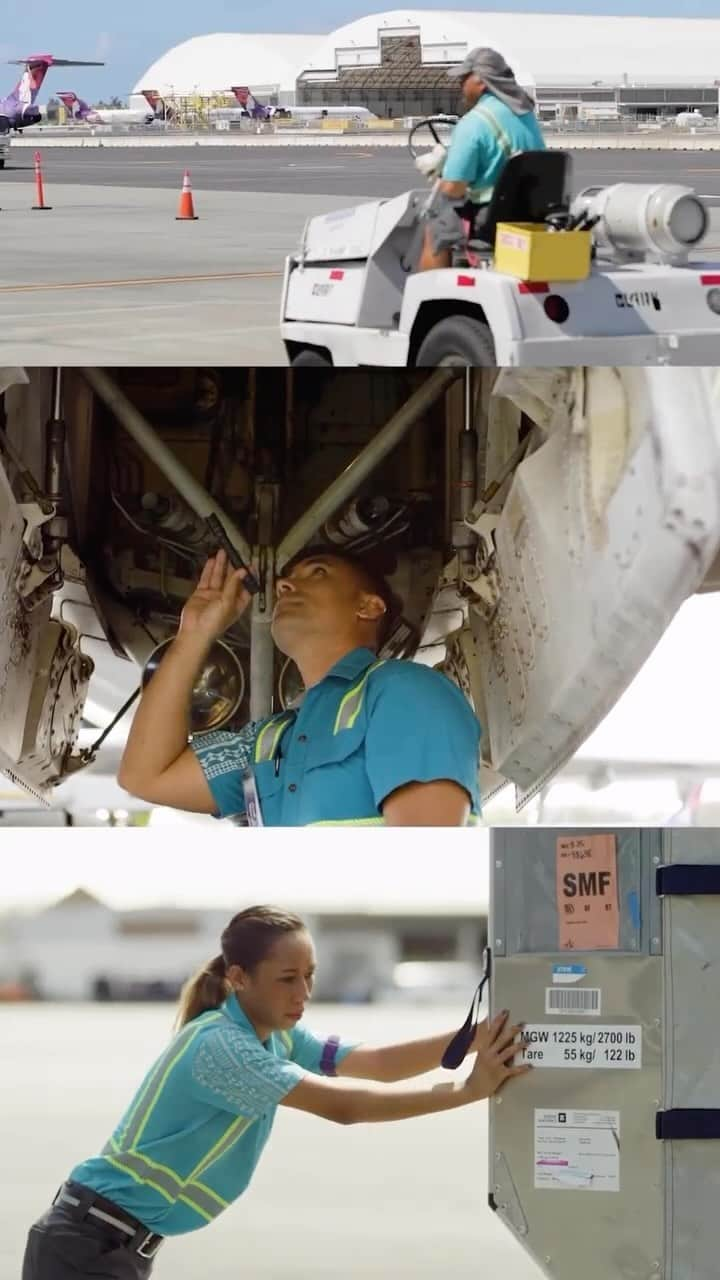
[545,987,601,1015]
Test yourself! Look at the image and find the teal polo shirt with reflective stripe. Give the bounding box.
[70,995,356,1236]
[442,92,546,203]
[190,646,482,826]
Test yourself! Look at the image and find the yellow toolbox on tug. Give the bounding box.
[493,222,592,282]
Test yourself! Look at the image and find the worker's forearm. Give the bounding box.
[348,1079,472,1124]
[438,179,468,199]
[370,1033,460,1082]
[119,633,212,783]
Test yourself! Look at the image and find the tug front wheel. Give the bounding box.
[289,348,333,368]
[415,316,496,367]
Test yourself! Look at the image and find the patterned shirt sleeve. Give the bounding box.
[190,1027,305,1118]
[189,723,258,820]
[364,663,482,814]
[288,1024,358,1077]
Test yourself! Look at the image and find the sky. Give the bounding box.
[0,828,490,912]
[576,594,720,765]
[4,0,720,99]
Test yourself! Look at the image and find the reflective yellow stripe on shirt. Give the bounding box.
[474,102,515,158]
[333,660,386,735]
[467,102,517,204]
[306,815,479,827]
[254,714,295,764]
[101,1011,248,1225]
[117,1016,217,1150]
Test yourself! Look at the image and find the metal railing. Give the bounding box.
[23,113,720,141]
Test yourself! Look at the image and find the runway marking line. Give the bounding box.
[0,269,283,295]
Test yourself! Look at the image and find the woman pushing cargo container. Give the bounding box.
[22,905,528,1278]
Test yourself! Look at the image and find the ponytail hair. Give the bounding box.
[174,905,307,1031]
[175,953,230,1031]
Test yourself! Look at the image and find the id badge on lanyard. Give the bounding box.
[242,769,264,827]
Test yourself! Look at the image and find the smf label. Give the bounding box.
[521,1024,641,1069]
[556,834,619,950]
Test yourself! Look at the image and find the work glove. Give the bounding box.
[414,142,447,180]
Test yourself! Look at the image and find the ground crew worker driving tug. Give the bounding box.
[22,907,529,1279]
[118,548,482,826]
[416,47,546,272]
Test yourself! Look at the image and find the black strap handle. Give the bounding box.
[441,947,492,1069]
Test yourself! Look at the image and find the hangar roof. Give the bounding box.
[133,13,720,98]
[132,32,320,96]
[303,9,720,88]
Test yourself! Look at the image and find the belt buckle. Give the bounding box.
[136,1231,162,1260]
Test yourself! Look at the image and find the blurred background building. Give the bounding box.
[0,880,486,1005]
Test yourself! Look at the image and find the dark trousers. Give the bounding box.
[23,1189,157,1280]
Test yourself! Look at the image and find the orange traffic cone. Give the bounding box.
[176,169,198,221]
[32,151,52,211]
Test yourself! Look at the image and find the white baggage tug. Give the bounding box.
[281,120,720,368]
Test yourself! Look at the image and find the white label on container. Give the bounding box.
[545,987,601,1016]
[498,229,527,251]
[535,1108,620,1192]
[552,964,587,984]
[521,1025,641,1068]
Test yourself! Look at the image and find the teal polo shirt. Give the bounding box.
[190,647,482,826]
[70,995,356,1236]
[442,92,546,203]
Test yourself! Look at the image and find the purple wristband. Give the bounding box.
[320,1035,341,1076]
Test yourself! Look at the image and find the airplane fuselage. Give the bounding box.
[84,107,155,125]
[0,101,42,130]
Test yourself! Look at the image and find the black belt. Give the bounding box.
[53,1181,164,1260]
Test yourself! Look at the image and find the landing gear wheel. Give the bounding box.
[290,348,333,367]
[415,316,496,367]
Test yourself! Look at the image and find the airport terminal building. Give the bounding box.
[132,9,720,122]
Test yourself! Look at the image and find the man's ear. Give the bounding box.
[357,592,386,624]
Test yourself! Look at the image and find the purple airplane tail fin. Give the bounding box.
[231,86,270,120]
[140,88,171,121]
[0,57,52,119]
[57,92,90,119]
[13,59,51,107]
[1,57,104,126]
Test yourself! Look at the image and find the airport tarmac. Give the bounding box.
[3,1001,542,1280]
[4,143,720,196]
[1,147,720,365]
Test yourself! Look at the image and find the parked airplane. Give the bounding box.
[206,87,276,123]
[288,105,376,120]
[0,53,103,130]
[56,91,155,126]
